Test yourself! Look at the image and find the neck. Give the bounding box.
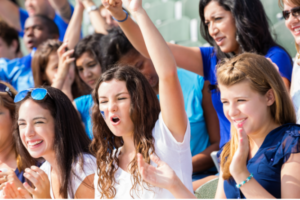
[121,134,136,155]
[0,138,16,167]
[248,120,280,149]
[44,151,61,175]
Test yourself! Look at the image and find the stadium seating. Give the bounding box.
[195,177,219,199]
[272,20,297,57]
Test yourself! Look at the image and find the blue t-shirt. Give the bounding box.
[15,168,25,183]
[18,4,74,41]
[158,68,210,157]
[218,124,300,198]
[74,94,94,139]
[0,52,34,92]
[200,46,293,148]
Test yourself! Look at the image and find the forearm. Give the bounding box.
[64,4,83,49]
[169,177,196,199]
[0,0,21,31]
[192,143,219,172]
[234,171,275,199]
[49,0,72,22]
[82,0,107,34]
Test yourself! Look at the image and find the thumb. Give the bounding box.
[150,154,163,167]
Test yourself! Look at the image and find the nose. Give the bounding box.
[227,102,240,118]
[24,123,35,138]
[208,22,218,37]
[83,68,92,78]
[108,100,118,113]
[25,28,34,37]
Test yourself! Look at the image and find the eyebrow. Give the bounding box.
[99,92,129,98]
[18,117,47,121]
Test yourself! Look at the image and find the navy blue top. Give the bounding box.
[200,46,293,148]
[15,168,25,183]
[218,124,300,198]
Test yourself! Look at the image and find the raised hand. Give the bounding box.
[123,0,142,13]
[137,153,178,191]
[3,182,32,199]
[0,169,24,191]
[102,0,125,20]
[22,166,51,199]
[229,123,250,179]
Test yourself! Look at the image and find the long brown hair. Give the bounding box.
[217,53,296,180]
[90,66,160,198]
[32,39,91,99]
[0,81,23,171]
[13,87,92,198]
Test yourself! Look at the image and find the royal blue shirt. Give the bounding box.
[200,46,293,148]
[218,124,300,198]
[0,51,34,92]
[15,168,25,183]
[74,94,94,139]
[18,4,74,41]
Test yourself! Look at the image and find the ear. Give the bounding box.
[265,89,275,106]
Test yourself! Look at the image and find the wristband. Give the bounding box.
[87,5,98,14]
[235,173,253,189]
[113,10,128,22]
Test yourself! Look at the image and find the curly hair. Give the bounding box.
[90,66,160,198]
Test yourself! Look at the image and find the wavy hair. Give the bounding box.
[217,53,296,180]
[90,66,160,198]
[199,0,288,60]
[13,87,92,198]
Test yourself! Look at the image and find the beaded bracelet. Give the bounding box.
[235,173,253,189]
[112,10,129,22]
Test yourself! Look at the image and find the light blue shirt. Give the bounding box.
[158,68,210,157]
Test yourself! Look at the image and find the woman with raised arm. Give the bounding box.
[2,87,96,199]
[102,0,293,151]
[91,0,193,198]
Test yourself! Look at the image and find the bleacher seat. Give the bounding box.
[194,177,218,199]
[145,1,175,25]
[261,0,282,25]
[157,16,190,42]
[272,20,297,57]
[182,0,200,19]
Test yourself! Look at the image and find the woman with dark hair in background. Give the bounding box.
[0,82,27,198]
[31,39,90,102]
[2,87,95,198]
[102,0,293,184]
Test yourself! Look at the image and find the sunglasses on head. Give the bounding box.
[282,6,300,20]
[0,83,14,99]
[14,88,50,103]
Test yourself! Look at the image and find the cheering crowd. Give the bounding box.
[0,0,300,198]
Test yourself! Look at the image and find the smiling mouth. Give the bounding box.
[28,140,43,148]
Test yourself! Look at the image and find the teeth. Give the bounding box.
[29,141,42,146]
[294,28,300,32]
[234,119,246,123]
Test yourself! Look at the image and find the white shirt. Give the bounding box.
[40,154,97,198]
[291,54,300,124]
[94,112,193,198]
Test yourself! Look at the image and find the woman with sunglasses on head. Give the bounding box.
[280,0,300,124]
[103,0,293,151]
[0,82,28,198]
[91,0,193,198]
[2,87,96,199]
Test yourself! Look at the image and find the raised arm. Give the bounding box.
[48,0,72,22]
[63,0,84,49]
[0,0,21,31]
[117,0,186,142]
[81,0,108,34]
[102,0,203,76]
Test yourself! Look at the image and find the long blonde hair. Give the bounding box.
[217,53,296,180]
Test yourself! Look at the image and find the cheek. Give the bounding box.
[92,66,102,77]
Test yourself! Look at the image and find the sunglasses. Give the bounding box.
[14,88,50,103]
[0,83,14,99]
[282,6,300,20]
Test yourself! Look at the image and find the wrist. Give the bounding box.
[111,9,127,21]
[82,0,95,9]
[232,170,250,184]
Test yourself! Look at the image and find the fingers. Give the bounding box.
[30,166,48,183]
[3,182,18,199]
[24,168,42,186]
[150,154,163,167]
[17,187,32,199]
[23,182,35,195]
[57,41,68,56]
